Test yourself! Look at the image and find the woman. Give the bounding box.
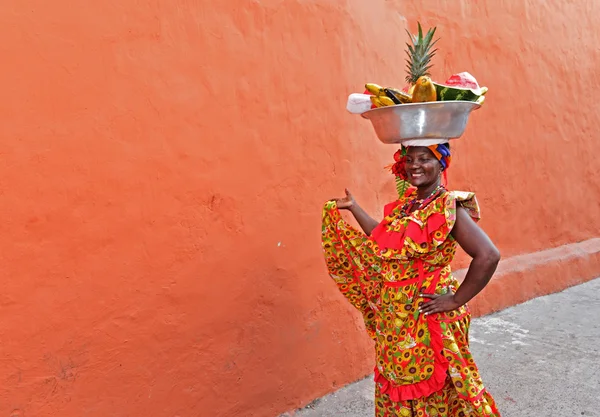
[322,142,501,416]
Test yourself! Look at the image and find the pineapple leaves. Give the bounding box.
[404,22,440,84]
[422,24,437,46]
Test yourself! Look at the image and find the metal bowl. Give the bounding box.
[361,101,481,144]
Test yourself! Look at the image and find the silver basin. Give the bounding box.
[361,101,481,144]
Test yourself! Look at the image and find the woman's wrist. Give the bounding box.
[451,291,471,307]
[451,294,465,307]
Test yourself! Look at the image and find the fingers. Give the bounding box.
[331,189,351,202]
[419,301,439,313]
[418,294,458,315]
[419,294,442,315]
[419,293,438,299]
[419,301,439,315]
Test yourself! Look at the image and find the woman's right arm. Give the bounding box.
[333,189,380,236]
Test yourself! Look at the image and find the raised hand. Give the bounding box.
[332,189,356,210]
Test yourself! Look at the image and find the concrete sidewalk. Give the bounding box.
[294,278,600,417]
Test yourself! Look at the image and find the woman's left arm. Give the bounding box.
[419,206,501,315]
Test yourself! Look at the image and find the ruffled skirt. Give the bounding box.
[375,376,500,417]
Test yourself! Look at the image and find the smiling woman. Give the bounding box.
[322,139,502,416]
[405,145,448,190]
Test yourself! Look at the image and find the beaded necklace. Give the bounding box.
[399,185,445,218]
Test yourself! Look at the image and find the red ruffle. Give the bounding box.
[370,222,406,249]
[371,212,447,251]
[405,213,446,245]
[374,314,449,401]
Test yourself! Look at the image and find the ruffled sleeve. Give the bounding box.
[450,190,480,222]
[321,201,383,340]
[371,191,480,257]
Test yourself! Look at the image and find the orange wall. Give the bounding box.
[1,1,599,416]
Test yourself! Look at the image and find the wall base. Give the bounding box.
[457,238,600,316]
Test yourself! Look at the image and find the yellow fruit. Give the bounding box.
[370,96,384,108]
[411,76,437,103]
[385,87,412,104]
[378,96,395,106]
[370,95,395,107]
[365,83,386,96]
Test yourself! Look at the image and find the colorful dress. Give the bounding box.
[321,188,501,417]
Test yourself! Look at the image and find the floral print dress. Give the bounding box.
[321,188,501,417]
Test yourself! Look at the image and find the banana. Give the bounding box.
[383,89,402,104]
[365,83,386,97]
[378,96,396,106]
[385,87,412,104]
[370,95,395,107]
[370,96,384,108]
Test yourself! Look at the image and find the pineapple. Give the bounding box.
[405,22,439,86]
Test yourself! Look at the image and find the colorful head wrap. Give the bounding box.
[428,143,452,171]
[388,140,452,180]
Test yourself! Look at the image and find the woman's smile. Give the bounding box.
[405,147,442,188]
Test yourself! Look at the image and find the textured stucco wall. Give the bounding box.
[0,1,598,416]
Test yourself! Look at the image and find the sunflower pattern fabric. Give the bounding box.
[321,189,500,416]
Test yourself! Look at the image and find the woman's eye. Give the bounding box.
[406,157,434,164]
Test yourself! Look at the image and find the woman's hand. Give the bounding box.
[332,189,356,211]
[419,293,461,315]
[330,190,379,236]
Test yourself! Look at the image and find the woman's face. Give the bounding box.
[405,146,442,187]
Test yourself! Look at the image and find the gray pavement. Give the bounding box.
[295,278,600,417]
